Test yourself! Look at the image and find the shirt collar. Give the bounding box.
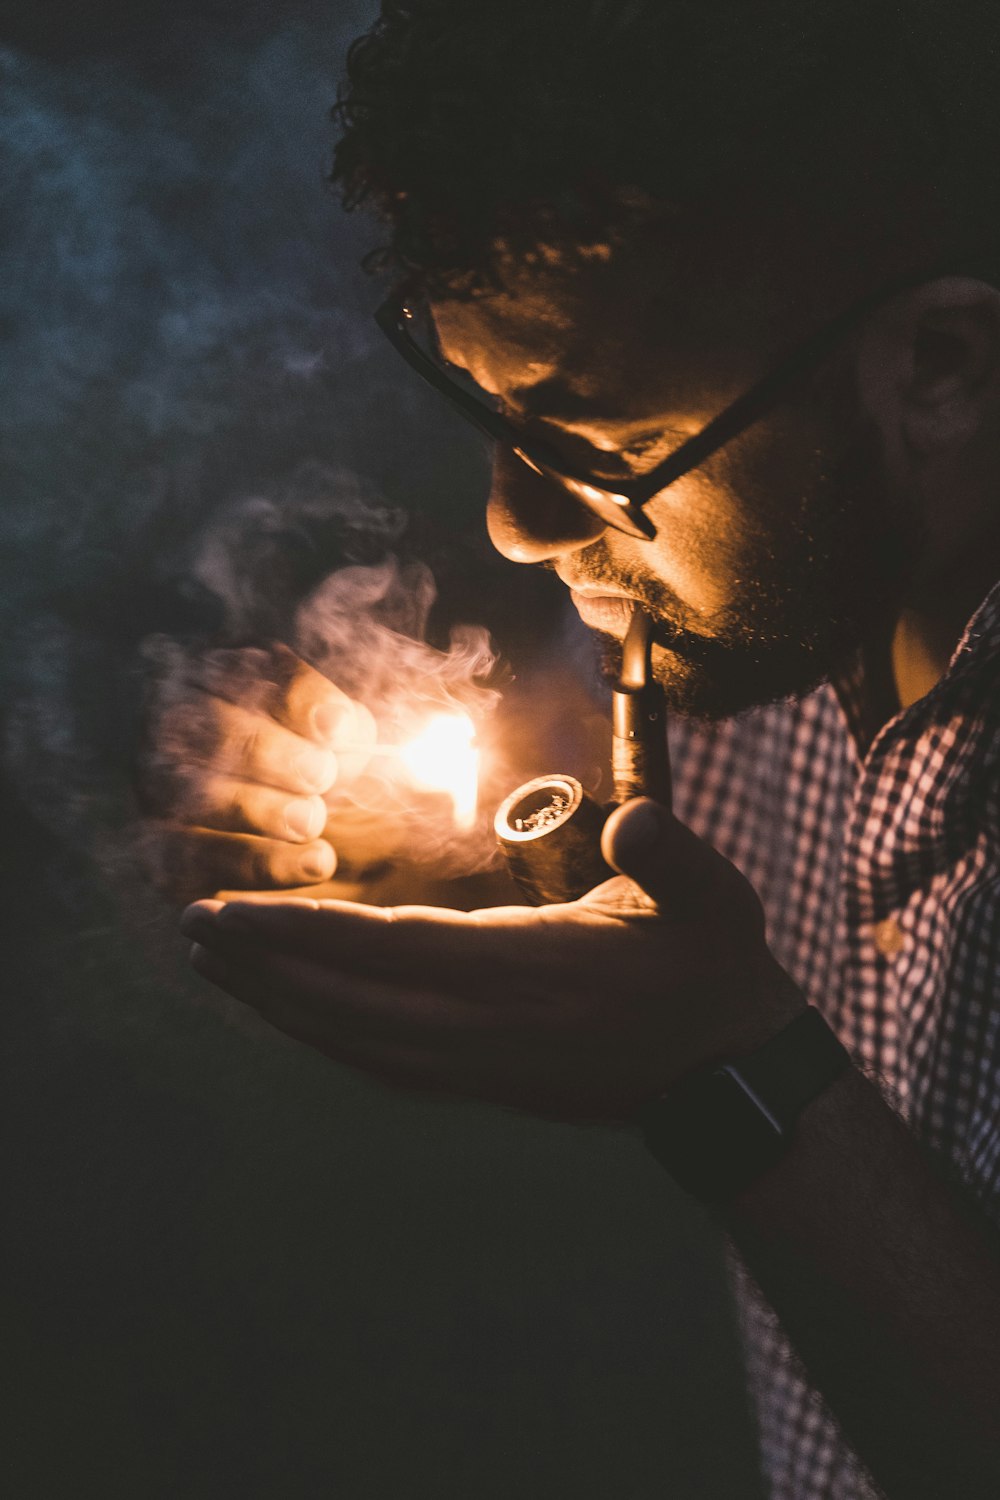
[831,575,1000,764]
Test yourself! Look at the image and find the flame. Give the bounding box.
[397,712,480,829]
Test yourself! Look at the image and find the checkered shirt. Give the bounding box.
[666,578,1000,1500]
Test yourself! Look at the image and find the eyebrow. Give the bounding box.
[503,371,691,445]
[438,326,658,431]
[505,375,636,424]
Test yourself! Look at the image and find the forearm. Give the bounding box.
[722,1065,1000,1499]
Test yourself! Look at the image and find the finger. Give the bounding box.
[191,939,473,1092]
[183,896,538,992]
[276,660,377,779]
[313,695,376,784]
[167,772,328,842]
[600,797,730,911]
[181,894,630,1017]
[158,698,338,795]
[186,943,620,1116]
[187,940,480,1047]
[143,823,336,903]
[209,867,408,906]
[183,644,377,777]
[209,886,359,905]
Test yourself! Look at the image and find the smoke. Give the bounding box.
[0,10,529,910]
[295,555,503,876]
[140,465,506,880]
[0,32,374,602]
[0,6,612,935]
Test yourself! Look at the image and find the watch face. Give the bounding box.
[641,1067,789,1200]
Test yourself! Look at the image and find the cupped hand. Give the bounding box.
[180,798,804,1123]
[138,641,376,902]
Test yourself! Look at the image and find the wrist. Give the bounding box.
[707,955,808,1064]
[723,1061,867,1221]
[639,1005,853,1203]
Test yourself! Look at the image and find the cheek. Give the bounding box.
[638,403,849,621]
[642,472,758,619]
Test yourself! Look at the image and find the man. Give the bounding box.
[155,3,1000,1496]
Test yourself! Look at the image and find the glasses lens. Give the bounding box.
[518,452,656,540]
[397,301,656,541]
[403,303,504,411]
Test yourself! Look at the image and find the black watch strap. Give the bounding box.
[639,1007,852,1202]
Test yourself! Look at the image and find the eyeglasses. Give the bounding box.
[375,269,934,541]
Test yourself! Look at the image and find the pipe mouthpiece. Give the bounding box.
[612,604,671,808]
[620,605,654,691]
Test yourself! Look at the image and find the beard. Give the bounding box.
[577,406,923,722]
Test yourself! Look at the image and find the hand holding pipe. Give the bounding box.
[496,605,672,904]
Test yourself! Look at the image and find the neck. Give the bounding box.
[892,534,1000,709]
[885,467,1000,710]
[862,573,994,732]
[890,608,957,710]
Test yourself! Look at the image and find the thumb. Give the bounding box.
[600,797,723,911]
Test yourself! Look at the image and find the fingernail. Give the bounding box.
[179,905,214,941]
[300,843,335,882]
[311,700,344,744]
[283,796,324,841]
[189,941,213,975]
[293,747,337,793]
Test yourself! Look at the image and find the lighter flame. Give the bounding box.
[397,712,480,829]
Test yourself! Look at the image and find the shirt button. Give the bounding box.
[872,917,904,958]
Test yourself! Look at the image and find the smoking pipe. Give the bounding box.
[495,605,672,904]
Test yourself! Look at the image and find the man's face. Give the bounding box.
[432,240,920,720]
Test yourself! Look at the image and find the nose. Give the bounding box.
[486,448,607,563]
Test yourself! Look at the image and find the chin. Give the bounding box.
[594,626,839,724]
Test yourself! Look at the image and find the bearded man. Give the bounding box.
[157,4,1000,1495]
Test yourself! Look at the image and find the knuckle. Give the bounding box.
[209,835,283,893]
[244,841,282,887]
[199,646,271,709]
[162,698,211,752]
[142,701,229,797]
[168,772,244,832]
[264,645,310,713]
[220,780,254,832]
[230,721,265,776]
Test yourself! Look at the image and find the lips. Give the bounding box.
[558,571,639,631]
[568,590,637,632]
[564,580,719,664]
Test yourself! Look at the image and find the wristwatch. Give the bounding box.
[639,1006,852,1202]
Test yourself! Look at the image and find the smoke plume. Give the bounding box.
[0,11,531,907]
[140,465,506,881]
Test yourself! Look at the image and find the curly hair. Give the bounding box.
[331,0,1000,297]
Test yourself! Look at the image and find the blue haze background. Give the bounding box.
[1,5,762,1496]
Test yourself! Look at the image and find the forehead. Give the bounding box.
[429,229,788,425]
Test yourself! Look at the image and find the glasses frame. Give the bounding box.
[375,266,940,541]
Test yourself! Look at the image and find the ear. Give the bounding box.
[856,278,1000,458]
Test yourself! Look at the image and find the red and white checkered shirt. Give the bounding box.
[666,579,1000,1500]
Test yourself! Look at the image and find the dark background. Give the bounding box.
[1,5,762,1496]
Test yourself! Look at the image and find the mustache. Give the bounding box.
[543,555,741,670]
